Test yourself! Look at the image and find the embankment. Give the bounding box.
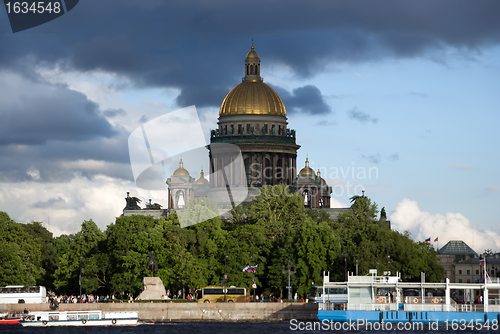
[1,302,318,321]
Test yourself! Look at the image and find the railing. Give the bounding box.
[210,133,297,145]
[319,303,489,313]
[486,305,500,312]
[403,296,445,305]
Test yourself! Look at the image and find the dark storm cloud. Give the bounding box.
[274,85,331,115]
[0,0,499,112]
[0,85,116,145]
[348,107,378,124]
[0,129,133,183]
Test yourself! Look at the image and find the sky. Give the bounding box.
[0,0,499,252]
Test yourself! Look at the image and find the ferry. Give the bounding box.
[317,271,500,324]
[20,310,139,326]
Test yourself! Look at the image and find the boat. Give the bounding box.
[0,312,23,325]
[20,310,139,326]
[317,271,500,324]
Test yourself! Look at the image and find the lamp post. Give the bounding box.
[250,253,256,302]
[224,249,228,302]
[27,256,31,287]
[79,255,83,296]
[282,261,296,300]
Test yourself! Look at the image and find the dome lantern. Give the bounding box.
[218,43,286,117]
[243,41,262,83]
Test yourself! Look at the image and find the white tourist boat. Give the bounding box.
[20,310,139,326]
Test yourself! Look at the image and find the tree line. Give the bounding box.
[0,184,444,298]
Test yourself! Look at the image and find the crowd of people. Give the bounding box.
[47,293,135,307]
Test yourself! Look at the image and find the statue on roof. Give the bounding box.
[124,192,142,210]
[380,207,387,220]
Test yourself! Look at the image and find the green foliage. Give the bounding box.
[0,189,444,297]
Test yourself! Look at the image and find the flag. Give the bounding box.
[434,237,438,242]
[425,237,431,242]
[479,259,485,266]
[242,265,257,273]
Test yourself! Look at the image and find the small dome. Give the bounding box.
[299,158,315,176]
[317,170,327,184]
[194,169,209,185]
[246,46,260,59]
[173,159,190,176]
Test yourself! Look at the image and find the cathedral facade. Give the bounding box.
[165,45,332,210]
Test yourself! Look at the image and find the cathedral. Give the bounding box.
[164,45,333,210]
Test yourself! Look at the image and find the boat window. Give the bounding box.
[48,314,59,320]
[78,314,89,320]
[89,313,100,320]
[67,314,77,320]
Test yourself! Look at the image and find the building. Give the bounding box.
[166,44,332,210]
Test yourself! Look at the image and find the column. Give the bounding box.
[251,155,256,186]
[262,153,266,185]
[209,152,214,188]
[272,154,277,185]
[286,155,291,184]
[281,155,286,184]
[228,154,233,186]
[240,154,245,186]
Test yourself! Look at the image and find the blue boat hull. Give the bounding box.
[318,310,500,323]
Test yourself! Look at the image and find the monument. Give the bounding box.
[135,251,166,300]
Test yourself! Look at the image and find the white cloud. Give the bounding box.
[330,198,349,208]
[390,198,500,252]
[0,176,171,236]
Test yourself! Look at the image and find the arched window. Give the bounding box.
[302,190,310,207]
[250,65,254,75]
[177,191,185,208]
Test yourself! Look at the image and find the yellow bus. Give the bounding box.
[195,286,249,303]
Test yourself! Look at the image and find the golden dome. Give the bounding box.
[246,45,260,59]
[219,82,286,116]
[173,159,190,176]
[317,170,326,184]
[299,158,316,176]
[194,169,209,185]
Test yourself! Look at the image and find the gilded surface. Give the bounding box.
[219,81,287,116]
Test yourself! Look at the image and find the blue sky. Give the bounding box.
[0,0,499,251]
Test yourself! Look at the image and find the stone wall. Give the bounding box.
[1,302,317,321]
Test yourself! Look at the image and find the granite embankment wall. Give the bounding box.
[1,302,318,321]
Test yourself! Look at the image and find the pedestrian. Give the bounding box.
[294,292,298,302]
